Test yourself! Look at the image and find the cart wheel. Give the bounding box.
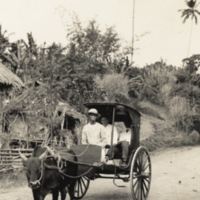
[130,146,151,200]
[73,176,90,199]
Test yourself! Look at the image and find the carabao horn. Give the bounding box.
[39,150,48,160]
[19,151,28,161]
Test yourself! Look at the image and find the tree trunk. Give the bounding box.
[187,19,193,57]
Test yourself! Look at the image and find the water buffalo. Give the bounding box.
[19,146,77,200]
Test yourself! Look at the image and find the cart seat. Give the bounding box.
[108,144,131,161]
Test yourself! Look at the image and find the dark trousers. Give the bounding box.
[106,141,129,162]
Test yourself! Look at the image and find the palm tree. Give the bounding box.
[179,0,200,57]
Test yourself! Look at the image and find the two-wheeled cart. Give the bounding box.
[64,103,152,200]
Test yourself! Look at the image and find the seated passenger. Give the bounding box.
[82,108,107,150]
[101,116,118,146]
[106,128,131,167]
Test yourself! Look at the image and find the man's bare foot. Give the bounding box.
[120,160,127,167]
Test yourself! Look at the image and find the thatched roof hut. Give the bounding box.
[0,63,24,89]
[2,81,86,144]
[0,63,25,138]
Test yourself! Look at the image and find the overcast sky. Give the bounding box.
[0,0,200,67]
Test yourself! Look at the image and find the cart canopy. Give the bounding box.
[84,102,141,128]
[84,102,141,151]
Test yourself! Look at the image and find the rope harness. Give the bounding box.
[27,146,95,180]
[29,161,44,186]
[43,157,94,179]
[26,145,133,181]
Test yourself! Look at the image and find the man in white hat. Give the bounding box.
[82,108,107,147]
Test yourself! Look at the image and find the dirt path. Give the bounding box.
[0,146,200,200]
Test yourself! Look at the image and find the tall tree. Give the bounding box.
[179,0,200,57]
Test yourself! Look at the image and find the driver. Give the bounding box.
[82,108,107,148]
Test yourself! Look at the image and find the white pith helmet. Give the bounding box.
[88,108,98,115]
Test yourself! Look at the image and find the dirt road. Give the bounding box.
[0,146,199,200]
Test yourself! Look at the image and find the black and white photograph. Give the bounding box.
[0,0,199,199]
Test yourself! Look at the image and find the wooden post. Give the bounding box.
[49,49,53,146]
[131,0,135,63]
[110,106,116,159]
[60,108,66,147]
[27,122,29,149]
[0,91,3,133]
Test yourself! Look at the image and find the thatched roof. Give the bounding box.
[2,83,86,125]
[0,62,24,88]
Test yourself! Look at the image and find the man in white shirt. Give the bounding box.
[82,108,107,147]
[119,128,131,143]
[106,128,131,167]
[101,116,118,145]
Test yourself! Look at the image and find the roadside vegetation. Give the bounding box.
[0,169,27,189]
[1,5,200,153]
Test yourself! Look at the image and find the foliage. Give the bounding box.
[0,25,11,55]
[179,0,200,24]
[1,13,200,148]
[178,0,200,56]
[94,74,129,103]
[128,60,176,105]
[141,124,200,152]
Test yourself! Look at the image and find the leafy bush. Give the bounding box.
[0,169,26,189]
[188,130,200,144]
[94,74,129,103]
[141,120,200,152]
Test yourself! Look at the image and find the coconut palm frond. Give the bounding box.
[195,2,200,8]
[194,13,198,23]
[183,14,191,23]
[194,9,200,15]
[181,9,192,16]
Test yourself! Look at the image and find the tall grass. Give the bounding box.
[140,89,200,151]
[0,169,27,189]
[141,119,200,152]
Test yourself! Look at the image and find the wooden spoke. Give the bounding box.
[135,159,139,170]
[73,177,90,199]
[143,163,150,171]
[79,179,83,195]
[133,179,139,190]
[136,179,139,199]
[142,155,148,170]
[138,179,141,200]
[144,177,150,183]
[77,179,80,197]
[142,179,148,192]
[83,176,89,181]
[143,179,149,198]
[136,166,140,173]
[80,177,86,189]
[141,182,146,199]
[74,181,78,193]
[138,154,142,168]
